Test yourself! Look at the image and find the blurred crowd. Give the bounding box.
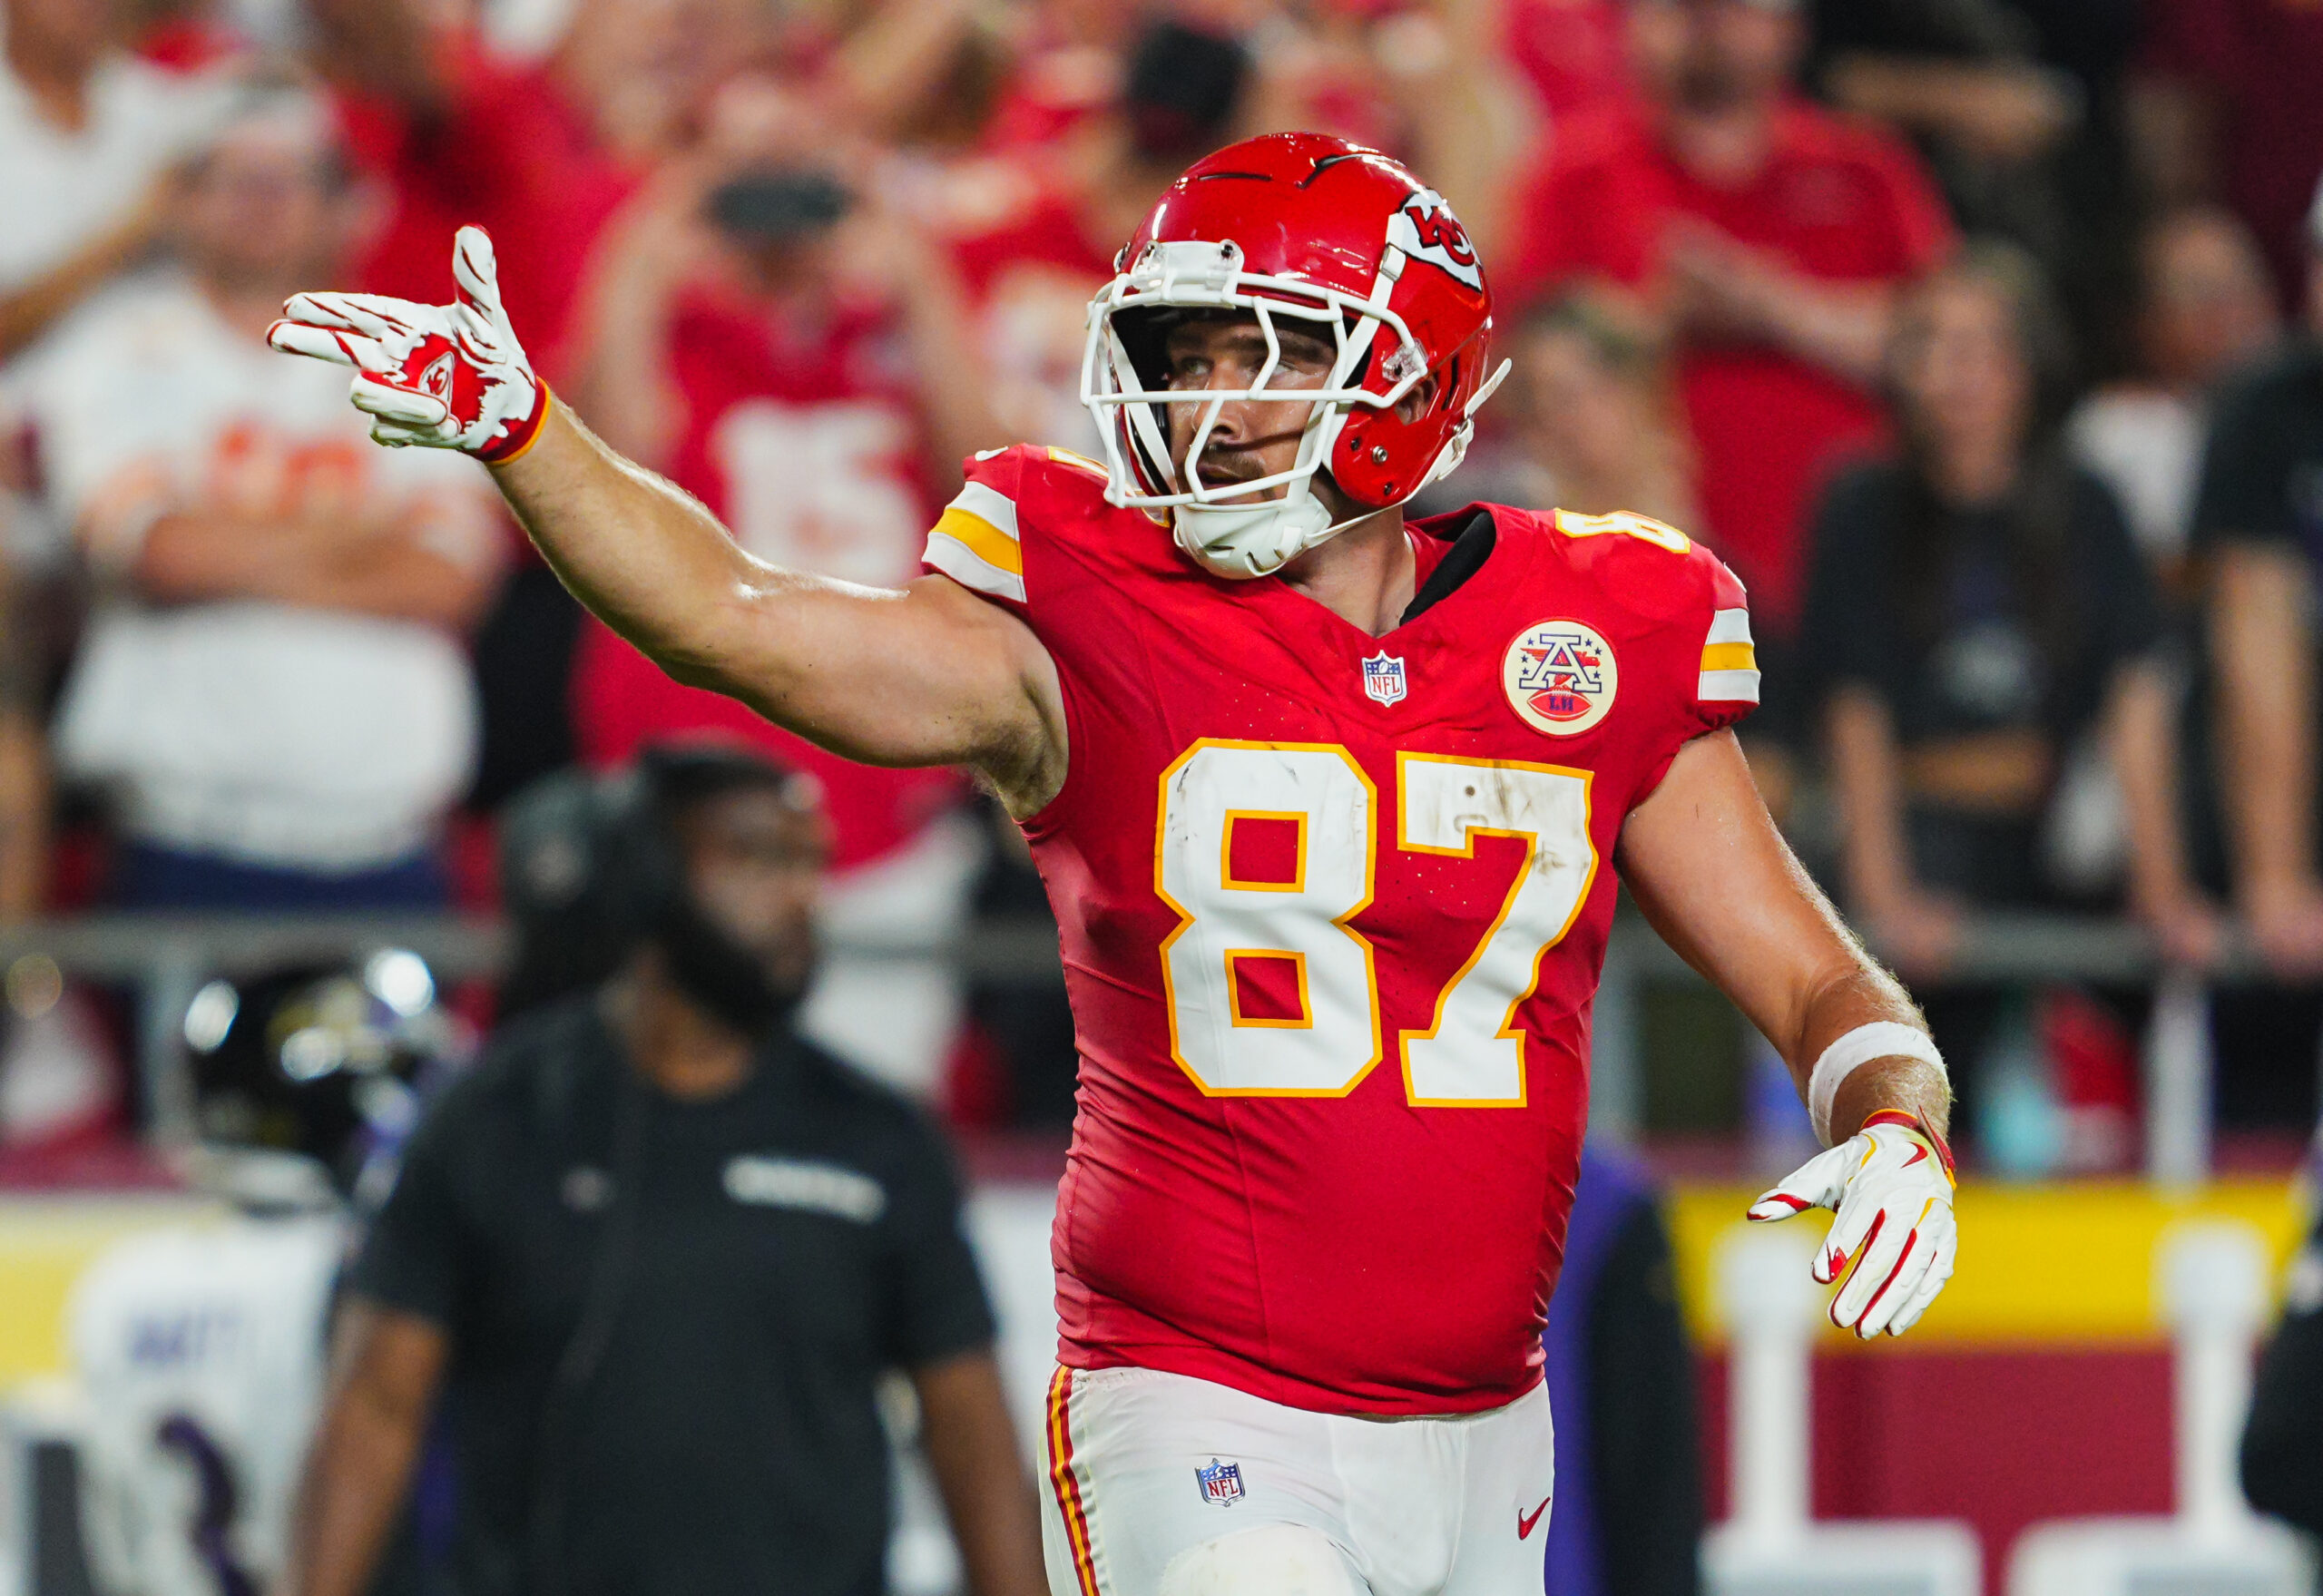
[1,0,2321,1175]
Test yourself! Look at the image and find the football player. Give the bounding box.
[67,958,451,1596]
[268,133,1957,1596]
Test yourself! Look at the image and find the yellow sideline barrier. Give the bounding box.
[1666,1176,2312,1347]
[0,1180,2312,1390]
[0,1195,220,1388]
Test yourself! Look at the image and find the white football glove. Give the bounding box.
[1748,1111,1957,1338]
[267,226,548,464]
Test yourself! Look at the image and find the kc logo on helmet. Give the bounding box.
[1387,189,1483,290]
[1504,620,1619,736]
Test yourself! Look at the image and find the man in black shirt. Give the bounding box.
[280,749,1044,1596]
[2198,181,2323,978]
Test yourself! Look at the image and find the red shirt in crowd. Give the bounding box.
[2142,0,2323,315]
[1503,0,1635,123]
[334,42,632,361]
[571,283,962,870]
[1504,101,1954,632]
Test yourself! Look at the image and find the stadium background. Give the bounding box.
[2,0,2322,1591]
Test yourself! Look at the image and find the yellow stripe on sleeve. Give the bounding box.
[1700,641,1758,673]
[930,505,1023,577]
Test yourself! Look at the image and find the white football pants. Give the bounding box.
[1039,1365,1554,1596]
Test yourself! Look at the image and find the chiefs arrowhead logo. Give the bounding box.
[1504,619,1619,736]
[1387,188,1484,290]
[417,348,457,402]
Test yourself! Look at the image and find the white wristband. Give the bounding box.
[1808,1022,1946,1147]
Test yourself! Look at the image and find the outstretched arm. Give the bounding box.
[1619,730,1957,1337]
[495,404,1063,805]
[270,228,1066,814]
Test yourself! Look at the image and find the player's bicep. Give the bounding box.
[1617,730,1869,1050]
[709,569,1065,811]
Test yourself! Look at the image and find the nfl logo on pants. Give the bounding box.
[1196,1458,1245,1506]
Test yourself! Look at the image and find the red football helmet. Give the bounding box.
[1081,132,1508,579]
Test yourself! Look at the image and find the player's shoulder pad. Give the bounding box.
[1514,505,1759,708]
[925,442,1112,607]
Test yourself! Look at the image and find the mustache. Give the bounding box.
[1193,453,1262,486]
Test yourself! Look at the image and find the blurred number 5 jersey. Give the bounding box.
[923,446,1756,1415]
[67,1215,346,1596]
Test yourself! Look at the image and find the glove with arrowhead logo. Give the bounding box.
[1748,1110,1957,1338]
[267,225,547,463]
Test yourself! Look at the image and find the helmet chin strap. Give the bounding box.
[1170,357,1514,582]
[1171,490,1338,580]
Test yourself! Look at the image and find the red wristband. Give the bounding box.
[480,381,551,465]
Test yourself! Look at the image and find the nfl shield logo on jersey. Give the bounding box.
[1361,651,1407,706]
[1196,1458,1246,1506]
[1503,619,1619,737]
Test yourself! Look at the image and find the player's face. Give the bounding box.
[1160,312,1338,504]
[676,785,830,997]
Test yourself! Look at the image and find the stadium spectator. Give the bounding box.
[564,82,1000,1093]
[10,91,504,910]
[1804,244,2214,1020]
[1540,1145,1703,1596]
[2194,181,2323,978]
[2069,205,2280,591]
[2135,0,2323,318]
[1503,0,1634,126]
[1807,0,2078,175]
[303,0,629,365]
[976,0,1134,154]
[0,0,236,365]
[281,748,1044,1596]
[939,20,1252,455]
[1799,0,2135,368]
[547,0,773,170]
[1501,0,1955,766]
[1438,289,1700,539]
[1241,4,1534,256]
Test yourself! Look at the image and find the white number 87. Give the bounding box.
[1155,741,1597,1105]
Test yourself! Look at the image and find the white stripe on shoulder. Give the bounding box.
[925,531,1027,604]
[1699,668,1761,704]
[1706,607,1753,645]
[949,480,1020,542]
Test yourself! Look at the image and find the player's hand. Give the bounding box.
[1747,1110,1957,1338]
[266,226,547,464]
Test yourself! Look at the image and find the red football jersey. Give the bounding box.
[922,446,1757,1414]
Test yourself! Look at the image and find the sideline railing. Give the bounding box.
[0,909,2279,1189]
